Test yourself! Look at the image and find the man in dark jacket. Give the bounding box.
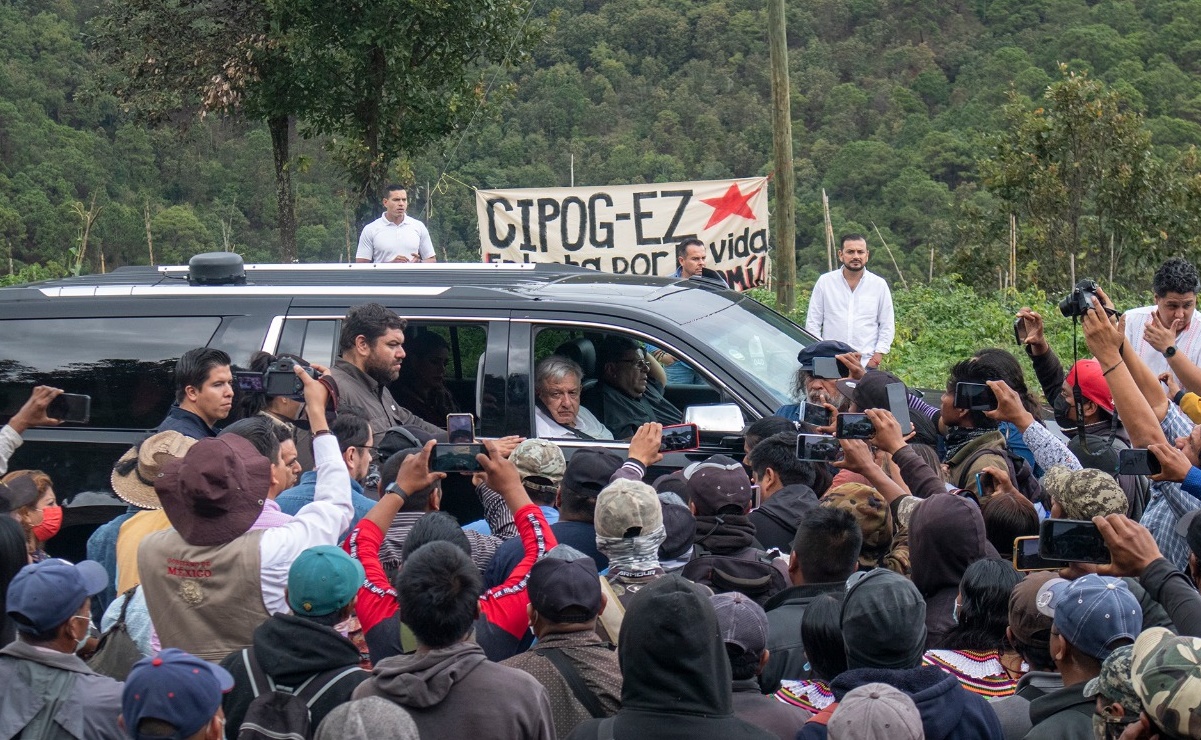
[156,347,233,439]
[711,592,810,739]
[746,432,820,553]
[566,575,773,740]
[220,545,370,737]
[797,569,1003,740]
[760,507,862,692]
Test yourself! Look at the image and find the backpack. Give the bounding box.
[237,648,363,740]
[680,543,789,606]
[954,446,1044,507]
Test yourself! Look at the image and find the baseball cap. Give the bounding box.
[111,431,197,510]
[0,475,39,514]
[1083,645,1142,717]
[1041,466,1127,520]
[7,558,108,634]
[511,438,566,496]
[828,682,923,740]
[659,502,697,561]
[796,340,857,375]
[841,569,927,670]
[1174,509,1201,561]
[684,455,752,515]
[595,479,663,539]
[1037,574,1142,660]
[122,649,234,740]
[1067,359,1116,413]
[710,592,769,655]
[561,447,623,498]
[1009,571,1057,652]
[287,545,365,618]
[527,554,602,623]
[1130,627,1201,740]
[155,434,270,547]
[834,370,911,411]
[820,483,893,567]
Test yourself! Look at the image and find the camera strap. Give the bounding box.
[1072,314,1092,454]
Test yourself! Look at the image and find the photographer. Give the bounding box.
[1122,257,1201,386]
[236,351,319,471]
[1017,307,1151,519]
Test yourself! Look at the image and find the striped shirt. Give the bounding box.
[922,649,1023,699]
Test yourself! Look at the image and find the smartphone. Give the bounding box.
[1014,317,1028,345]
[954,382,998,411]
[234,371,266,393]
[835,413,875,440]
[430,442,487,473]
[660,423,700,452]
[1013,536,1060,571]
[886,382,913,436]
[1118,448,1162,476]
[975,471,992,499]
[446,413,475,444]
[46,393,91,424]
[813,356,842,380]
[796,433,841,462]
[1038,518,1111,564]
[802,402,832,428]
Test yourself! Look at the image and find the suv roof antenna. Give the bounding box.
[188,252,246,286]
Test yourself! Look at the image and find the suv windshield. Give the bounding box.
[679,297,814,406]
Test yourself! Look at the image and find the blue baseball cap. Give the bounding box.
[122,649,234,740]
[796,341,857,374]
[287,545,365,617]
[1037,574,1142,661]
[6,559,108,634]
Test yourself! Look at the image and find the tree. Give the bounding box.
[978,66,1172,291]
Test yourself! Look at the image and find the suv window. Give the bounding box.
[0,317,221,429]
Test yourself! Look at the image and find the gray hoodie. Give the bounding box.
[353,640,554,740]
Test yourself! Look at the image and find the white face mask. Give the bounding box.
[70,615,91,653]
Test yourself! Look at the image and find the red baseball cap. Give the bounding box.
[1067,359,1115,413]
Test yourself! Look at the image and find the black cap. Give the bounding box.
[528,556,603,623]
[562,448,623,497]
[0,476,39,514]
[659,502,697,561]
[796,341,857,375]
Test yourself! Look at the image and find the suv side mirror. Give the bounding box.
[683,403,744,434]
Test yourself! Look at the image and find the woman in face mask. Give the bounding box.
[1,469,60,562]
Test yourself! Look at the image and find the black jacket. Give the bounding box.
[1141,557,1201,636]
[566,576,773,740]
[220,613,369,738]
[748,484,818,554]
[758,582,845,692]
[1024,681,1094,740]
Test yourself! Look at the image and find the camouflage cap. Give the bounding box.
[820,483,893,567]
[511,438,566,496]
[1042,465,1127,521]
[1083,645,1142,717]
[1131,626,1201,740]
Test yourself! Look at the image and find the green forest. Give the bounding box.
[4,0,1201,303]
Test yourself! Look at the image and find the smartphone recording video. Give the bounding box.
[1117,448,1161,477]
[1038,519,1111,564]
[1013,536,1059,572]
[835,413,875,440]
[796,433,841,462]
[446,413,475,444]
[1014,317,1028,345]
[802,402,832,428]
[430,442,487,473]
[47,393,91,424]
[954,382,998,412]
[660,423,700,452]
[812,356,842,380]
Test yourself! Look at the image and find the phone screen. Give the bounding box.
[660,423,700,452]
[836,413,875,440]
[802,402,832,428]
[886,382,912,436]
[47,393,91,424]
[1038,519,1111,564]
[796,434,841,462]
[954,382,998,411]
[812,356,842,380]
[1118,448,1162,476]
[1013,536,1059,571]
[431,442,487,472]
[446,414,475,444]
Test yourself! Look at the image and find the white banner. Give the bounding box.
[476,177,771,291]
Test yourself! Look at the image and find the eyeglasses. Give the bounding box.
[616,357,651,371]
[357,444,376,452]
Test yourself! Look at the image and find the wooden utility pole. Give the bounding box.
[768,0,796,310]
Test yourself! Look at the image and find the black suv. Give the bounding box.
[0,257,814,557]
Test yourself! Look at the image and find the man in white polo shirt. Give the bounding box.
[356,184,437,263]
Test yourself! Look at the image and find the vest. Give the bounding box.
[138,527,269,662]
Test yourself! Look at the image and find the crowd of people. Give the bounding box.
[5,253,1201,740]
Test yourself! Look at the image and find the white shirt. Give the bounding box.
[0,424,21,476]
[1123,305,1201,385]
[258,433,354,614]
[805,268,895,356]
[535,404,614,440]
[356,213,435,263]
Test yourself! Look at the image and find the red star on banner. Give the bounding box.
[700,183,761,229]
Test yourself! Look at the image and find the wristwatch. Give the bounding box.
[384,482,408,499]
[1164,345,1178,359]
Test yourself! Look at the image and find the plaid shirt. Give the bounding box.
[1141,405,1201,570]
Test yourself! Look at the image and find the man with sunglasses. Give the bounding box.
[595,336,682,440]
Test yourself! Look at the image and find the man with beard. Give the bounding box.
[330,303,442,440]
[775,340,856,424]
[805,234,895,370]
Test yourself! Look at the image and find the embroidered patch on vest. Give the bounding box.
[179,578,204,606]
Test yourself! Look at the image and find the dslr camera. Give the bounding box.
[263,358,318,398]
[1059,278,1101,318]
